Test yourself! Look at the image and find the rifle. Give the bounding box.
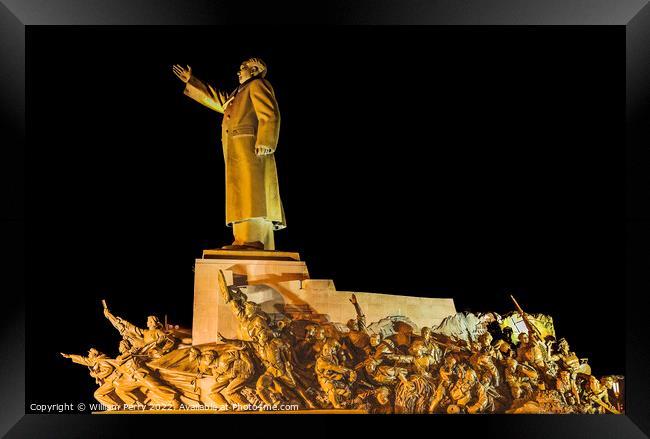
[589,395,620,414]
[510,295,542,340]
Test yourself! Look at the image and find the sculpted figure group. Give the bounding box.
[62,283,623,414]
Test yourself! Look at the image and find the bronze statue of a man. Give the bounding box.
[173,58,285,250]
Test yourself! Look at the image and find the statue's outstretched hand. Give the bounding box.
[172,64,192,83]
[60,353,70,358]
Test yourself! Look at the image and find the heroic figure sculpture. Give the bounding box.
[315,338,357,408]
[103,306,177,358]
[218,269,271,340]
[207,346,256,409]
[172,59,285,250]
[61,349,123,408]
[342,294,371,362]
[111,339,181,409]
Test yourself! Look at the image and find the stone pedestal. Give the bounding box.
[192,250,457,346]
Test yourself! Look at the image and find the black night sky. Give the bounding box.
[26,26,624,407]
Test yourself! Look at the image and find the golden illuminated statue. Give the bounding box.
[197,341,256,409]
[172,59,285,250]
[62,293,625,414]
[61,349,123,408]
[111,339,182,409]
[103,304,177,358]
[342,294,371,362]
[315,338,357,408]
[218,269,271,340]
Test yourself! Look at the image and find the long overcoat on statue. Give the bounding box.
[183,75,286,229]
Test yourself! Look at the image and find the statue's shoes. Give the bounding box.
[221,242,265,251]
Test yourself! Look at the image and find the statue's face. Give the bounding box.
[244,303,256,317]
[119,341,133,354]
[559,341,569,353]
[347,319,358,331]
[147,316,159,329]
[481,333,492,346]
[519,333,529,344]
[258,330,272,345]
[237,61,257,84]
[370,334,381,347]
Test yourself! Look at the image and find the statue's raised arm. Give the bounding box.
[103,305,145,346]
[173,64,229,114]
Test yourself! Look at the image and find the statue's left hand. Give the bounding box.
[255,145,273,156]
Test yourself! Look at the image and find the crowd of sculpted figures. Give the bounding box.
[62,273,623,414]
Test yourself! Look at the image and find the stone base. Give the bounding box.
[192,251,457,345]
[202,249,301,261]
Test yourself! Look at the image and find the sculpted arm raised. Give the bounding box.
[103,307,144,342]
[349,294,367,332]
[61,353,93,367]
[173,64,228,114]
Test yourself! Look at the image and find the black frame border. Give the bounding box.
[1,1,649,437]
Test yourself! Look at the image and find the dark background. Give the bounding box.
[26,26,624,408]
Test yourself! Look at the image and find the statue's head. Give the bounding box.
[257,329,273,345]
[370,333,382,347]
[188,347,201,362]
[346,319,358,331]
[408,339,427,357]
[304,324,318,339]
[238,58,267,84]
[321,338,340,358]
[147,315,162,330]
[202,350,217,363]
[558,338,569,353]
[244,301,257,318]
[478,332,493,347]
[392,321,413,347]
[421,327,432,341]
[518,332,529,345]
[87,348,100,359]
[118,339,132,354]
[600,376,614,389]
